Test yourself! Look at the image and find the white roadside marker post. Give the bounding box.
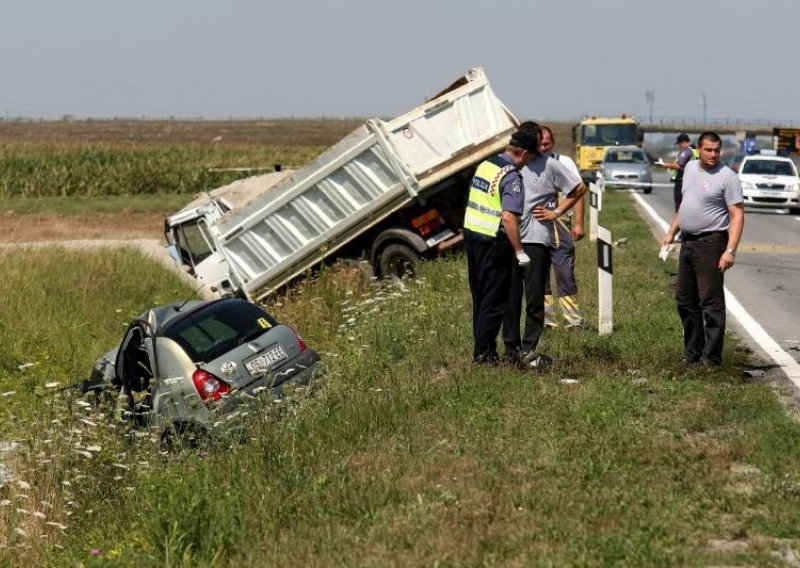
[589,181,602,242]
[597,225,613,335]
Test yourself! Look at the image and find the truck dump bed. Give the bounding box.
[207,67,518,301]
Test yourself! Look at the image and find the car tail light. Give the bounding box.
[292,328,307,352]
[192,369,231,402]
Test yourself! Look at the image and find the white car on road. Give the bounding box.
[738,152,800,214]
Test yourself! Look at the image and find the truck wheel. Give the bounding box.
[643,187,652,195]
[378,244,420,279]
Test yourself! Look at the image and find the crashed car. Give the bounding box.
[85,298,321,440]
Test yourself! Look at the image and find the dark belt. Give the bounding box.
[680,230,727,242]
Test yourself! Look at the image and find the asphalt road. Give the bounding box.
[626,169,800,372]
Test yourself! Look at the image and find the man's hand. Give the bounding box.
[516,249,531,266]
[719,251,736,272]
[533,206,558,221]
[660,233,675,247]
[572,224,585,241]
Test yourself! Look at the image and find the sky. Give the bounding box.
[2,0,799,123]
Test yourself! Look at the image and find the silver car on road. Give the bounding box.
[598,145,654,194]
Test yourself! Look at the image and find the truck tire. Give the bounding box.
[378,243,420,279]
[643,186,652,195]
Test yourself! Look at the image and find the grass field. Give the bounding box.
[0,119,575,206]
[1,183,799,565]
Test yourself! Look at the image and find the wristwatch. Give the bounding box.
[726,247,736,256]
[554,207,562,218]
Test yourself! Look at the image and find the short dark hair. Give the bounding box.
[697,131,721,147]
[540,125,554,143]
[509,131,539,152]
[517,120,542,152]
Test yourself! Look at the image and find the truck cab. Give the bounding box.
[165,198,234,297]
[573,115,642,183]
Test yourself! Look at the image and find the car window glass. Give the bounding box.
[163,301,279,362]
[742,160,795,176]
[178,222,213,266]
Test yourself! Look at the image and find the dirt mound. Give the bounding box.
[0,211,165,243]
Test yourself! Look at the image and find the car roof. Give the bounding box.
[144,298,268,334]
[145,300,208,331]
[741,154,793,162]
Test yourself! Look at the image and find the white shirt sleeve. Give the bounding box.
[557,154,580,178]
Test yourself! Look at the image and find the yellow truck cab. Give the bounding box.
[572,115,643,183]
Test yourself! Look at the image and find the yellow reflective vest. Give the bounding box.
[463,156,515,238]
[671,147,699,181]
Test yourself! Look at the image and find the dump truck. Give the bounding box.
[572,114,643,183]
[164,67,519,302]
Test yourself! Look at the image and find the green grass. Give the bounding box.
[0,119,576,202]
[1,191,799,566]
[0,193,192,215]
[0,144,324,199]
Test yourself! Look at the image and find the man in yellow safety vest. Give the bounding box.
[464,130,538,364]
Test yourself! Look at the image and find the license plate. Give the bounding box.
[425,228,455,247]
[245,345,287,375]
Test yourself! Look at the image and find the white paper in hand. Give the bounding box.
[658,244,673,261]
[656,158,665,166]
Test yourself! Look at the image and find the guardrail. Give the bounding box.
[640,116,800,134]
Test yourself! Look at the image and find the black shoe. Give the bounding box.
[520,351,554,371]
[699,356,721,367]
[501,351,521,366]
[473,352,500,366]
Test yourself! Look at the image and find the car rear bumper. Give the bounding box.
[244,348,322,395]
[603,177,653,189]
[204,350,323,433]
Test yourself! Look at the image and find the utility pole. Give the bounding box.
[644,90,655,123]
[701,90,707,124]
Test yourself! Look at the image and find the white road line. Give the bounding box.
[631,192,800,387]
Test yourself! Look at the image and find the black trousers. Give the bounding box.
[673,179,684,212]
[466,236,514,362]
[502,243,551,354]
[675,231,727,364]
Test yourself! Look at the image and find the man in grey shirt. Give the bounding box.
[660,131,744,366]
[503,121,586,366]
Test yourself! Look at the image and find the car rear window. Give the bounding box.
[162,300,279,363]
